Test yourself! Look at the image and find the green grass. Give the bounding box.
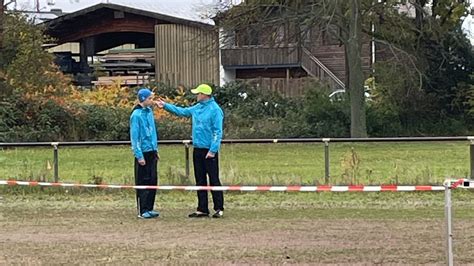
[1,142,472,264]
[2,187,474,213]
[0,141,470,185]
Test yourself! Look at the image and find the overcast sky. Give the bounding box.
[10,0,233,24]
[13,0,218,12]
[11,0,236,14]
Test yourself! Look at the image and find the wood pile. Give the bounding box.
[93,48,155,86]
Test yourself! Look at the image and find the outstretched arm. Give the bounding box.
[156,99,195,118]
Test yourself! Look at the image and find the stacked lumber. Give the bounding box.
[93,48,155,86]
[92,75,151,86]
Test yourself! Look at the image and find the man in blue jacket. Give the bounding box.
[130,88,160,219]
[157,84,224,218]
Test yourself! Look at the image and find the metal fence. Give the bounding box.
[1,136,473,183]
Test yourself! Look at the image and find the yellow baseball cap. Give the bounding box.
[191,84,212,95]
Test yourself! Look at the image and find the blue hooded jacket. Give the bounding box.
[130,105,158,160]
[164,97,223,153]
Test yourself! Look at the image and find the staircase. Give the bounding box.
[300,47,346,91]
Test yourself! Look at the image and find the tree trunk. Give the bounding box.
[415,0,427,30]
[347,0,367,138]
[0,0,4,63]
[431,0,438,17]
[0,0,5,93]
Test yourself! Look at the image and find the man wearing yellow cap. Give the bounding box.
[157,84,225,218]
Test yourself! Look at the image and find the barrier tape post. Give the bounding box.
[51,142,59,183]
[183,140,191,181]
[444,180,454,266]
[469,137,474,179]
[444,178,474,266]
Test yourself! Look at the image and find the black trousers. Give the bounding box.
[193,148,224,213]
[134,151,158,215]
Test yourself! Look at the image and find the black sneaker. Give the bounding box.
[212,210,223,218]
[188,211,209,218]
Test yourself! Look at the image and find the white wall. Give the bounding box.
[218,27,236,86]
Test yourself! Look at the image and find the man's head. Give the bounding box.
[191,84,212,102]
[138,88,154,107]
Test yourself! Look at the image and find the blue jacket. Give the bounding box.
[130,105,158,160]
[164,97,223,153]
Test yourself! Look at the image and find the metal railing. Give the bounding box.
[1,136,473,183]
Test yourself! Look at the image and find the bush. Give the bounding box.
[157,117,192,140]
[366,104,403,137]
[76,104,130,140]
[212,81,351,138]
[213,81,291,138]
[215,81,289,119]
[298,86,350,137]
[3,13,71,97]
[0,94,75,141]
[1,79,471,142]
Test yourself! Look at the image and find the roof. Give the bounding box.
[104,1,215,25]
[43,3,214,29]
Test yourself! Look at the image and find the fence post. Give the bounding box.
[444,180,454,266]
[469,137,474,179]
[323,138,330,184]
[51,142,59,183]
[183,140,191,181]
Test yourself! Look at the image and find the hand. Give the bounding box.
[155,99,166,108]
[157,153,160,160]
[138,158,146,166]
[205,152,215,159]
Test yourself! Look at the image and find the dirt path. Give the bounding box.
[1,198,473,265]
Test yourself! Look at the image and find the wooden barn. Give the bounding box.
[43,3,219,87]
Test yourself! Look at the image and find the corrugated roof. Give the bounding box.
[16,0,218,25]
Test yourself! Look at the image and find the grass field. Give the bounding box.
[1,141,473,264]
[1,190,474,264]
[0,142,470,185]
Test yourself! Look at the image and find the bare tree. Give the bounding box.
[218,0,372,137]
[346,0,367,137]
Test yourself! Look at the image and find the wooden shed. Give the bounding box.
[155,24,219,88]
[43,3,218,87]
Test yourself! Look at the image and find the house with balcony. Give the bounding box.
[217,12,372,96]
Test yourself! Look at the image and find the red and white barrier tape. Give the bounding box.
[449,179,465,189]
[0,180,447,192]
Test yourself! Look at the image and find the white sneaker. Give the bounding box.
[212,210,223,218]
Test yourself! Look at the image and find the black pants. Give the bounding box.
[193,148,224,213]
[134,151,158,215]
